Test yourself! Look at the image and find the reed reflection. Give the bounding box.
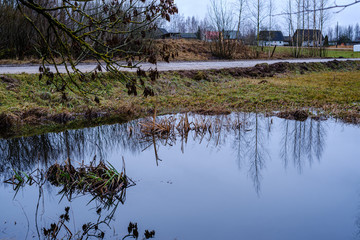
[4,158,137,240]
[0,113,327,192]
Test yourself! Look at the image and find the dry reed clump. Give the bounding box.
[277,110,309,121]
[137,113,243,138]
[322,104,360,124]
[45,158,134,203]
[138,113,193,137]
[138,116,176,137]
[4,157,134,204]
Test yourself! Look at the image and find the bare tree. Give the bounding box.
[208,0,234,33]
[207,0,237,58]
[170,13,187,32]
[346,25,354,41]
[283,0,332,57]
[284,0,295,52]
[189,16,200,33]
[248,0,267,47]
[318,0,330,56]
[325,27,331,41]
[355,23,360,40]
[267,0,275,57]
[234,0,247,41]
[335,21,340,43]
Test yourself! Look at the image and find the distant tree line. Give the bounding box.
[0,0,177,62]
[1,0,359,61]
[0,0,35,59]
[326,23,360,44]
[165,0,359,50]
[164,0,266,44]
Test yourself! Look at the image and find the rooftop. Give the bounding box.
[259,31,284,41]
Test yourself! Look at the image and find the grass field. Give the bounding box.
[1,60,360,138]
[324,48,360,58]
[264,46,360,58]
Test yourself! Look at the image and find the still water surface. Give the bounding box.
[0,113,360,240]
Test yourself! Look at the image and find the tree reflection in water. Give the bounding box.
[246,113,268,194]
[280,118,326,173]
[0,120,145,179]
[0,113,327,193]
[230,113,270,194]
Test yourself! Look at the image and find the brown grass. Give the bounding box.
[1,60,360,138]
[155,39,213,61]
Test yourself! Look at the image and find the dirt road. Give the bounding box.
[0,58,359,74]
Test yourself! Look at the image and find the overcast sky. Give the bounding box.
[175,0,360,30]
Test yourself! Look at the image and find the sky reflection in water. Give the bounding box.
[0,113,360,240]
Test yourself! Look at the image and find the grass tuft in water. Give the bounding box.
[4,157,134,205]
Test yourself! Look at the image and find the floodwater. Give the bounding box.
[0,113,360,240]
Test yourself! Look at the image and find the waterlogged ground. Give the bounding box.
[0,113,360,240]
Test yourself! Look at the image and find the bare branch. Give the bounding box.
[274,0,360,17]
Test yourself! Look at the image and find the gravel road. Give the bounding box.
[0,58,358,74]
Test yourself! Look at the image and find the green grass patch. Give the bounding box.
[324,49,360,58]
[262,46,360,59]
[1,61,360,137]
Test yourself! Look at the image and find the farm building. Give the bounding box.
[152,28,169,39]
[283,36,291,46]
[224,31,239,40]
[205,30,241,41]
[205,31,220,41]
[258,31,285,46]
[152,29,199,40]
[293,29,324,47]
[178,33,198,40]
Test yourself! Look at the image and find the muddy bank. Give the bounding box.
[0,110,142,139]
[1,60,360,138]
[175,59,360,80]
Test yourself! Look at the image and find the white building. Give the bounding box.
[354,45,360,52]
[258,31,285,46]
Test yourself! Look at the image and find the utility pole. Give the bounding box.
[336,21,339,48]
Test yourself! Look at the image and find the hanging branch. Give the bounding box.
[16,0,178,99]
